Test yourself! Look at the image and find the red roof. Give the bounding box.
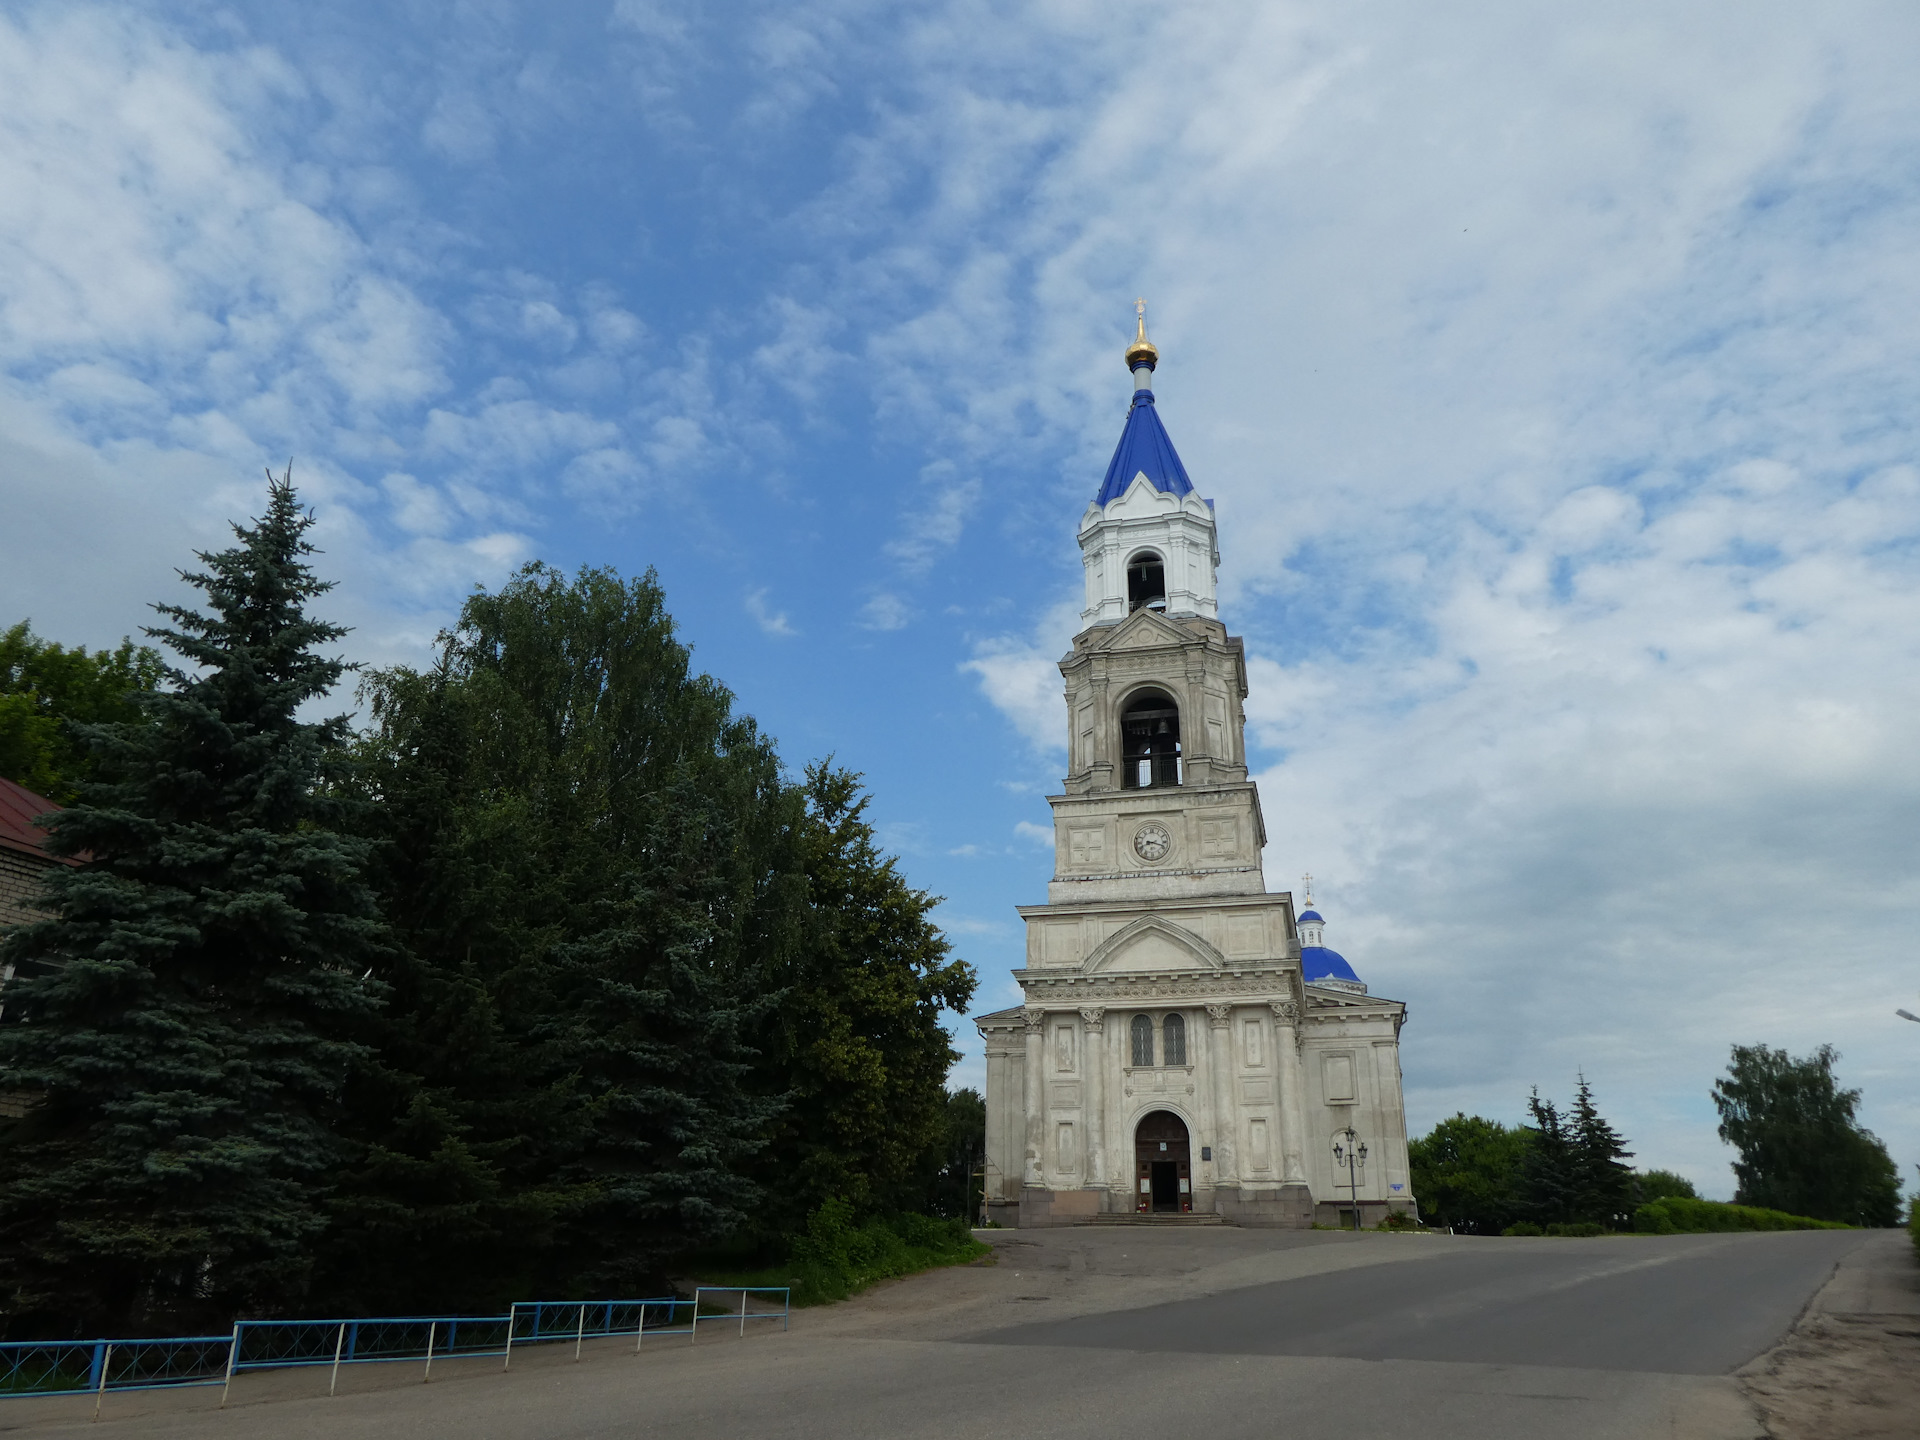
[0,777,75,864]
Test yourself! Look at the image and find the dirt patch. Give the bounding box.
[1739,1232,1920,1440]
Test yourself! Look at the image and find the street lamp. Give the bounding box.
[1332,1127,1368,1232]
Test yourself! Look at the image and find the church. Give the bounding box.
[976,312,1415,1228]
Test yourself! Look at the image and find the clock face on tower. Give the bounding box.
[1133,822,1172,863]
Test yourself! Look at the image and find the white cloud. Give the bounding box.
[744,587,797,637]
[913,0,1920,1187]
[858,592,912,631]
[1012,820,1052,849]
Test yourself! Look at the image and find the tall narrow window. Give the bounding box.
[1130,1014,1154,1067]
[1162,1012,1187,1066]
[1121,690,1182,789]
[1127,551,1167,613]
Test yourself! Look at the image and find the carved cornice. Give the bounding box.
[1017,970,1298,1005]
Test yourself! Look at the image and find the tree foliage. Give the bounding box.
[0,489,976,1333]
[1712,1043,1901,1227]
[0,622,162,803]
[1634,1168,1698,1204]
[1407,1112,1530,1234]
[0,475,386,1335]
[1411,1078,1639,1233]
[753,763,975,1229]
[320,563,975,1313]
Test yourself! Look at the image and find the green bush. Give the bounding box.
[1908,1192,1919,1260]
[1632,1197,1851,1235]
[695,1199,990,1306]
[1545,1221,1607,1237]
[1501,1221,1544,1236]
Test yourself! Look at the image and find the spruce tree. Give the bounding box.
[1519,1089,1579,1227]
[1566,1073,1634,1227]
[0,474,385,1335]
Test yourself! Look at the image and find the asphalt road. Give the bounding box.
[5,1227,1887,1440]
[973,1227,1865,1374]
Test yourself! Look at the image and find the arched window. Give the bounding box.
[1121,689,1182,789]
[1162,1012,1187,1066]
[1127,551,1167,613]
[1130,1014,1154,1067]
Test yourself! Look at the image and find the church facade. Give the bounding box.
[977,314,1415,1228]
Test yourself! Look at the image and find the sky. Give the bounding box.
[3,0,1918,1200]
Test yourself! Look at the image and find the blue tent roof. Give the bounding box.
[1296,909,1324,924]
[1301,945,1360,984]
[1095,389,1194,505]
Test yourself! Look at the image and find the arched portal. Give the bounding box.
[1120,689,1181,790]
[1134,1110,1193,1214]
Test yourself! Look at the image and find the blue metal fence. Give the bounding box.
[0,1287,790,1410]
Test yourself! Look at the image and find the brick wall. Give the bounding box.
[0,846,55,933]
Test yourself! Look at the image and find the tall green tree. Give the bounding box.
[1567,1074,1634,1226]
[1408,1113,1530,1234]
[1518,1089,1579,1227]
[1712,1043,1902,1226]
[0,622,162,802]
[0,475,386,1335]
[752,763,976,1229]
[925,1088,986,1221]
[326,563,802,1310]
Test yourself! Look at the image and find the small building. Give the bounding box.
[0,776,70,1115]
[976,314,1415,1228]
[0,776,68,938]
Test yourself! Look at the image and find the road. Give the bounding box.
[5,1226,1895,1440]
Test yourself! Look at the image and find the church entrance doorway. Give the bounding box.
[1134,1110,1192,1213]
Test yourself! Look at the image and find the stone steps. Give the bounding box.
[1081,1212,1226,1226]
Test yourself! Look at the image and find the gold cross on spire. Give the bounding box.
[1301,873,1315,908]
[1125,298,1158,370]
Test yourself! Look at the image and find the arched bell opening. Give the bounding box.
[1134,1110,1193,1214]
[1120,689,1182,790]
[1127,550,1167,613]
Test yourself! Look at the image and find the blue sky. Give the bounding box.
[4,1,1920,1198]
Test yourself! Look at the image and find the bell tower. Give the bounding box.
[975,308,1415,1230]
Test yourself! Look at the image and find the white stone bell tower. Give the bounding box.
[976,308,1415,1229]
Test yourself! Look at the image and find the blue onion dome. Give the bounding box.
[1296,909,1324,924]
[1300,945,1361,985]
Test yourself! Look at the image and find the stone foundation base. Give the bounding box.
[1313,1198,1414,1229]
[1019,1185,1107,1227]
[1215,1183,1314,1228]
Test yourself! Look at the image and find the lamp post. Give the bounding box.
[1332,1127,1368,1232]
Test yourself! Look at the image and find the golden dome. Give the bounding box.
[1125,302,1159,371]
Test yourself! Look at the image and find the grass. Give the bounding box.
[689,1201,991,1308]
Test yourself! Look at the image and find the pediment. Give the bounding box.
[1086,607,1192,653]
[1082,915,1227,975]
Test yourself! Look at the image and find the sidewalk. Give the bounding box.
[1738,1229,1920,1438]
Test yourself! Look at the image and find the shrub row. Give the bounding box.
[694,1200,990,1307]
[1632,1197,1850,1234]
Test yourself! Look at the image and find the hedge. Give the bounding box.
[1632,1197,1851,1234]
